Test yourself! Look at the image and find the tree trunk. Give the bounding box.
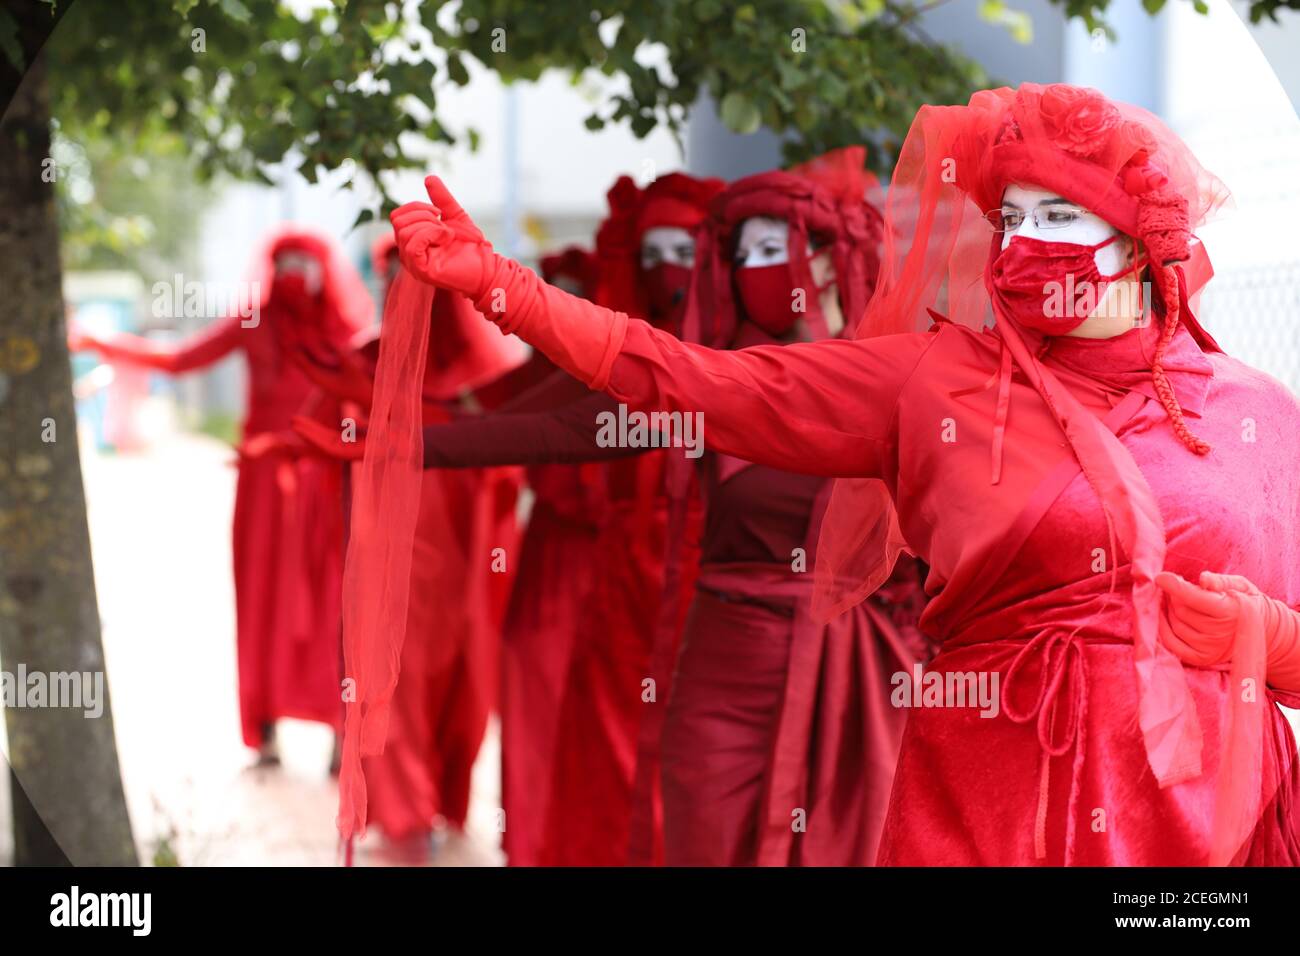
[0,53,137,866]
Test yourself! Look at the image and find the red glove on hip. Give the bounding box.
[1156,570,1300,693]
[391,176,628,390]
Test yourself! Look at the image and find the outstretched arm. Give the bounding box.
[423,390,648,468]
[71,315,244,375]
[292,390,651,467]
[392,176,936,479]
[463,352,573,412]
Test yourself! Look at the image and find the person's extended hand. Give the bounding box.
[390,176,497,299]
[238,431,303,461]
[291,415,367,462]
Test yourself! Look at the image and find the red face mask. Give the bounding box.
[990,234,1142,335]
[642,263,692,323]
[272,272,314,311]
[735,262,803,336]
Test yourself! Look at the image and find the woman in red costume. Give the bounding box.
[387,83,1300,866]
[71,227,372,763]
[632,151,932,866]
[329,172,723,864]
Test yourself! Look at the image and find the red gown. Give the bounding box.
[384,82,1298,866]
[583,314,1300,865]
[78,232,371,748]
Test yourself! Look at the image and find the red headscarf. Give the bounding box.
[540,245,599,298]
[814,83,1232,818]
[247,225,374,348]
[593,172,724,323]
[682,146,883,349]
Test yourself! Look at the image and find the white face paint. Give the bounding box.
[274,250,324,295]
[999,184,1128,276]
[640,227,696,270]
[732,216,822,270]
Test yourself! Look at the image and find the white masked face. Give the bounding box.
[999,184,1128,276]
[640,227,696,270]
[733,216,789,268]
[732,215,824,270]
[274,250,324,296]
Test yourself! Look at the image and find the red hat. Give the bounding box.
[592,172,725,321]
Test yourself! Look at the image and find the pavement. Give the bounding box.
[76,404,503,867]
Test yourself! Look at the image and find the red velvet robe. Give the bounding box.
[593,314,1300,865]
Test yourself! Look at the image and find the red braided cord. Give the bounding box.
[1149,262,1211,456]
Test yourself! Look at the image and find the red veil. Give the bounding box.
[336,273,521,843]
[681,146,883,349]
[811,84,1263,859]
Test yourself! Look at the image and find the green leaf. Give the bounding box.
[718,90,762,135]
[0,7,24,72]
[446,52,470,86]
[218,0,253,24]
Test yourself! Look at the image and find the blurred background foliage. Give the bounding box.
[0,0,1291,266]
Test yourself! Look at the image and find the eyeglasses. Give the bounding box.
[982,204,1088,233]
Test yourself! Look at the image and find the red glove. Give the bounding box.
[237,430,305,461]
[390,176,628,389]
[1156,570,1300,693]
[291,415,366,462]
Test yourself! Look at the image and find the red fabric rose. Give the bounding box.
[1038,84,1121,159]
[1121,119,1160,166]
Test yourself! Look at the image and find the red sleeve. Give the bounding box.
[602,320,939,478]
[465,352,560,411]
[89,316,244,374]
[423,390,647,469]
[494,367,591,413]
